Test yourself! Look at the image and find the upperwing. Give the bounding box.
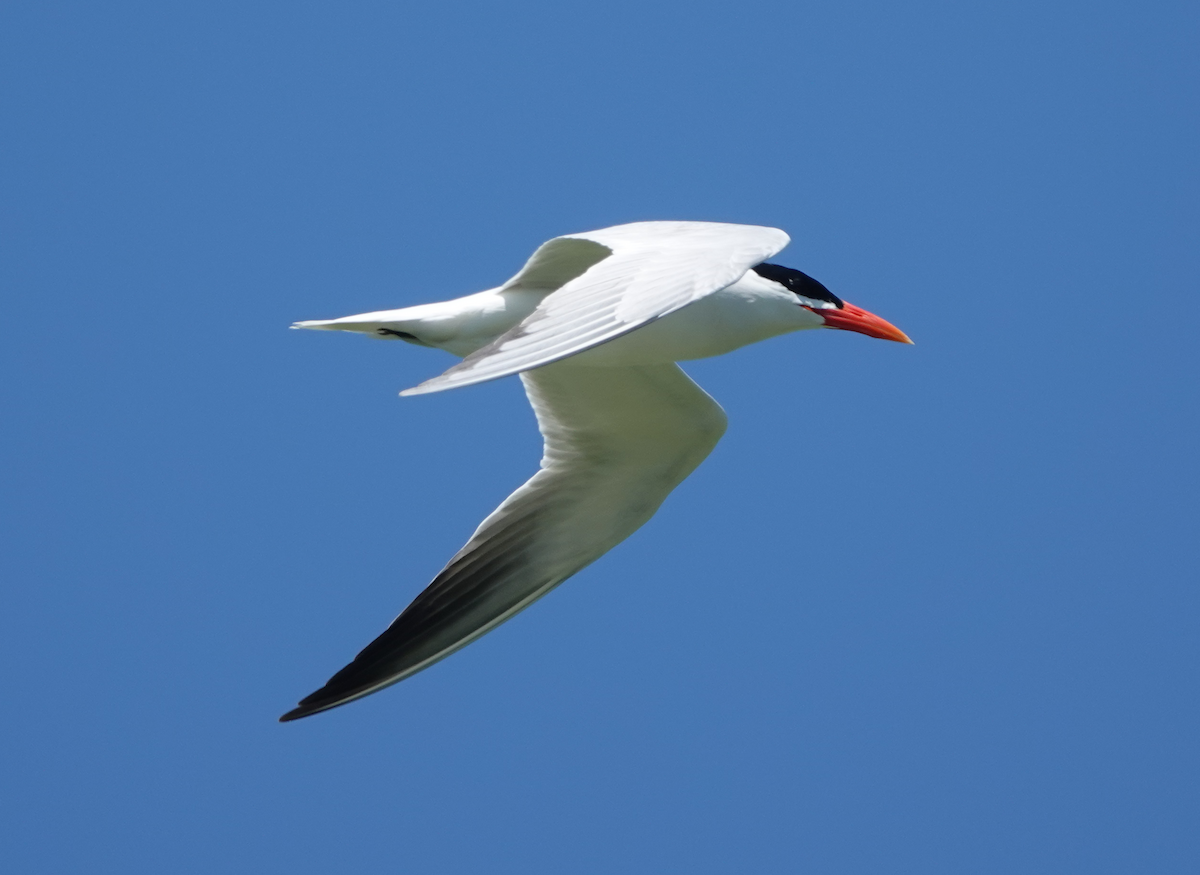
[400,221,788,396]
[281,361,726,720]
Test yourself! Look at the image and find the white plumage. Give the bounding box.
[283,220,909,721]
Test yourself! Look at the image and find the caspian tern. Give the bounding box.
[281,221,910,721]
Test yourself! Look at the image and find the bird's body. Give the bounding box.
[283,221,910,721]
[295,251,822,364]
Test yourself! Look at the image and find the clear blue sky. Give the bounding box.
[2,1,1197,872]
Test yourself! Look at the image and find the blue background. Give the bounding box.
[2,1,1197,871]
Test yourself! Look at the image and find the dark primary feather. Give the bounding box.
[280,500,559,721]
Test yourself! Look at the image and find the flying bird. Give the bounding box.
[282,220,910,721]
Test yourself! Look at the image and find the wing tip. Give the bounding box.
[278,685,363,722]
[398,383,437,397]
[278,690,337,722]
[400,368,505,396]
[400,380,454,396]
[280,662,415,722]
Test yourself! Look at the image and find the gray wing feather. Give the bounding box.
[281,362,727,721]
[401,221,788,396]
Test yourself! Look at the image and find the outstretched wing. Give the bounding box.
[401,221,788,396]
[281,362,727,721]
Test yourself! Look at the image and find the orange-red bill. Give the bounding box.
[817,301,913,344]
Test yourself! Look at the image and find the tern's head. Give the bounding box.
[752,263,913,344]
